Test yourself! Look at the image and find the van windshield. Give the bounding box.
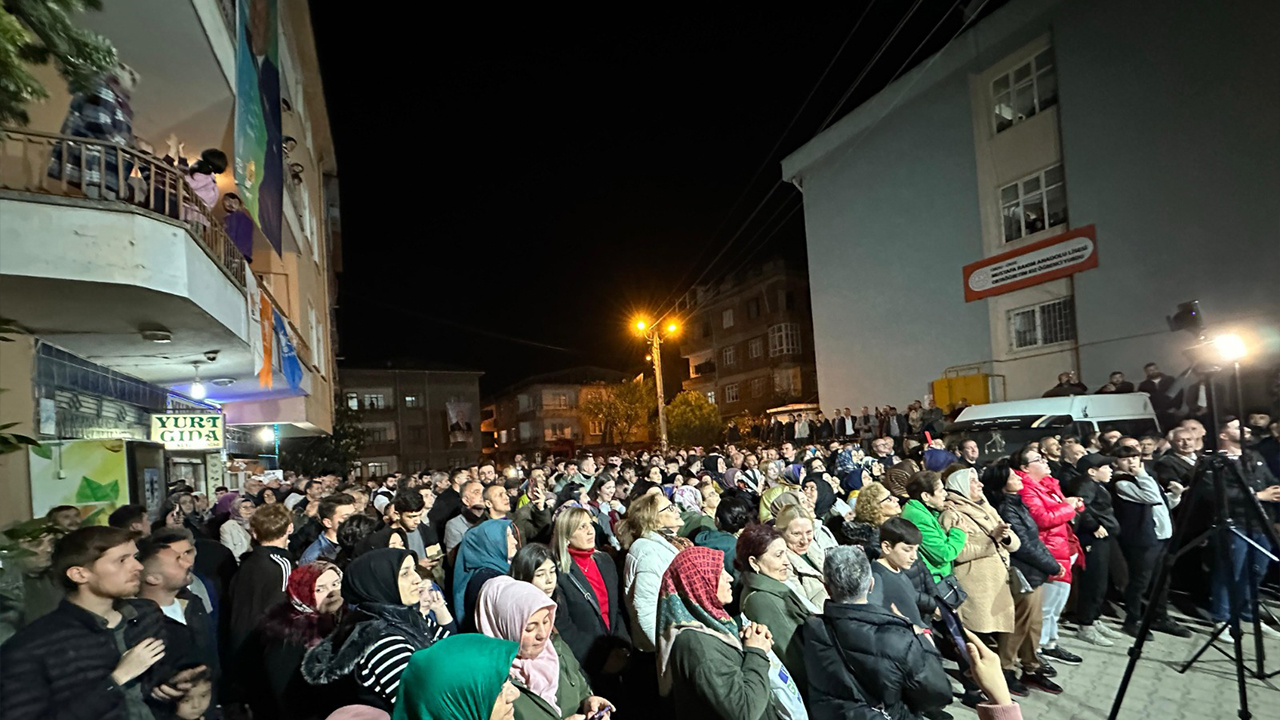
[944,427,1063,463]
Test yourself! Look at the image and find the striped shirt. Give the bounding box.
[354,620,453,704]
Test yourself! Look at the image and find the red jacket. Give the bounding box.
[1016,470,1083,583]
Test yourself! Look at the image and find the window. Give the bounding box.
[706,390,716,405]
[722,346,736,367]
[366,462,388,477]
[722,308,735,328]
[518,394,532,412]
[749,376,767,398]
[544,422,572,440]
[308,303,324,375]
[773,367,802,396]
[724,383,739,403]
[1001,164,1066,242]
[992,47,1057,133]
[518,421,533,441]
[768,323,802,357]
[345,392,359,410]
[408,426,427,443]
[748,337,763,359]
[1009,297,1077,350]
[544,391,569,409]
[589,419,604,436]
[367,427,389,443]
[701,320,712,338]
[363,394,385,410]
[404,395,421,408]
[747,298,761,320]
[780,290,796,311]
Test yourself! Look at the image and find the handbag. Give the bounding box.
[819,616,893,720]
[934,573,969,610]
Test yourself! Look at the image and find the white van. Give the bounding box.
[944,394,1161,463]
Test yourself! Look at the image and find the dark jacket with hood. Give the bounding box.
[301,549,449,713]
[803,601,952,720]
[995,493,1061,589]
[238,600,343,720]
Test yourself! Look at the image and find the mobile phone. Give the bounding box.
[938,605,973,668]
[586,708,612,720]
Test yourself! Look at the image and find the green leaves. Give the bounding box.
[666,391,723,448]
[0,0,117,126]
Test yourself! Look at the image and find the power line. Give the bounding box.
[647,2,883,320]
[814,0,926,133]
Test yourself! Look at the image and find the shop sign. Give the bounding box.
[151,414,224,450]
[963,225,1098,302]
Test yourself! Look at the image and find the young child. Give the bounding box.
[173,668,213,720]
[867,516,937,630]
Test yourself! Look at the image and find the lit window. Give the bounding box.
[404,395,420,408]
[345,392,358,410]
[768,323,801,357]
[589,419,604,435]
[722,309,735,328]
[724,384,739,403]
[363,394,385,410]
[706,391,716,405]
[1001,164,1066,242]
[1009,297,1077,350]
[543,391,570,409]
[722,346,736,367]
[748,338,763,359]
[993,47,1057,133]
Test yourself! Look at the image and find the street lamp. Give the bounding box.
[633,316,679,451]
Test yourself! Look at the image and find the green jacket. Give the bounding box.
[739,571,812,699]
[669,630,778,720]
[901,499,967,581]
[513,634,593,720]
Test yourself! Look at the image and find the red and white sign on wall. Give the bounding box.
[962,225,1098,302]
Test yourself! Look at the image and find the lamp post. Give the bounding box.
[634,318,679,451]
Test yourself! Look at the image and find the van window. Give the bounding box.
[1097,418,1161,438]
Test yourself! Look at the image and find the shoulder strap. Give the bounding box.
[818,615,891,717]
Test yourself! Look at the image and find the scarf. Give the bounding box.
[354,527,407,559]
[339,548,440,649]
[475,576,561,714]
[656,546,740,696]
[943,467,977,497]
[288,560,337,614]
[392,634,519,720]
[806,478,836,518]
[672,486,702,514]
[213,491,243,520]
[451,519,513,617]
[568,546,609,629]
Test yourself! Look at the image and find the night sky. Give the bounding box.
[311,1,1010,393]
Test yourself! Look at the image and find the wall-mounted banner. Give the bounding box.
[151,414,225,450]
[234,0,283,255]
[963,225,1098,302]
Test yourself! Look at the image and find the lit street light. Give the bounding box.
[633,316,679,450]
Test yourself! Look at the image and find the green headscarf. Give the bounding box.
[392,634,518,720]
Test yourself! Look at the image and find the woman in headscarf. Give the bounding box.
[301,548,450,713]
[657,546,778,720]
[452,519,517,630]
[735,523,814,700]
[258,486,282,505]
[940,464,1020,637]
[774,504,829,608]
[245,561,346,720]
[216,492,255,560]
[701,454,726,488]
[476,576,615,720]
[392,634,520,720]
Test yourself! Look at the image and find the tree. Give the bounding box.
[279,399,366,477]
[581,378,654,446]
[0,317,37,456]
[666,390,723,448]
[0,0,117,126]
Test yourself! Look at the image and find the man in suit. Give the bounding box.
[1154,427,1198,491]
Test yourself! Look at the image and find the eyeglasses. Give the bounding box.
[880,495,899,505]
[658,504,678,514]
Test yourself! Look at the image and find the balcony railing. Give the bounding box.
[0,127,246,288]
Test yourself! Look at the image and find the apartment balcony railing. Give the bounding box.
[0,127,247,289]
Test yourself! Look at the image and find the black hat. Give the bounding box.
[1076,453,1114,472]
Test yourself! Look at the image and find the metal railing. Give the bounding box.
[0,127,247,288]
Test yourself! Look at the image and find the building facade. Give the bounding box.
[783,0,1280,409]
[341,367,483,476]
[677,259,819,419]
[0,1,340,524]
[489,367,644,458]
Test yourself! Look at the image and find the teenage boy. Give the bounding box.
[1,526,202,720]
[1073,454,1123,646]
[1111,445,1191,637]
[867,517,937,630]
[224,504,294,656]
[298,493,356,564]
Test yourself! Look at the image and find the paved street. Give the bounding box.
[950,616,1280,720]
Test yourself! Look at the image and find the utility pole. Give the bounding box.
[634,318,679,452]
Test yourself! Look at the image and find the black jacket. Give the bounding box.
[1074,481,1121,551]
[997,494,1061,588]
[222,546,293,659]
[803,602,952,720]
[234,602,342,720]
[553,552,631,683]
[0,599,183,720]
[1154,453,1196,491]
[428,487,462,532]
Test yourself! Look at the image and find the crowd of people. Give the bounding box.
[2,408,1278,720]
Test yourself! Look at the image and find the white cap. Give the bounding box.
[373,495,392,514]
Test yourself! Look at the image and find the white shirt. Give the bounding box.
[159,599,186,625]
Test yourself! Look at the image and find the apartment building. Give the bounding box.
[341,367,483,476]
[677,258,819,418]
[489,367,643,458]
[783,0,1280,408]
[0,0,340,524]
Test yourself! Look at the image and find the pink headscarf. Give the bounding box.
[475,575,561,713]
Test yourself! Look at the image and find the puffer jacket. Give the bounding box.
[622,531,680,652]
[803,601,952,720]
[1015,470,1082,583]
[996,493,1061,589]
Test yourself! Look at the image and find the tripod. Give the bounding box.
[1108,379,1280,720]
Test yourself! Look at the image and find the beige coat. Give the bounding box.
[941,492,1020,633]
[785,546,830,608]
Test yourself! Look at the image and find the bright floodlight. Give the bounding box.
[1214,334,1247,362]
[635,320,647,331]
[258,425,276,443]
[666,323,678,334]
